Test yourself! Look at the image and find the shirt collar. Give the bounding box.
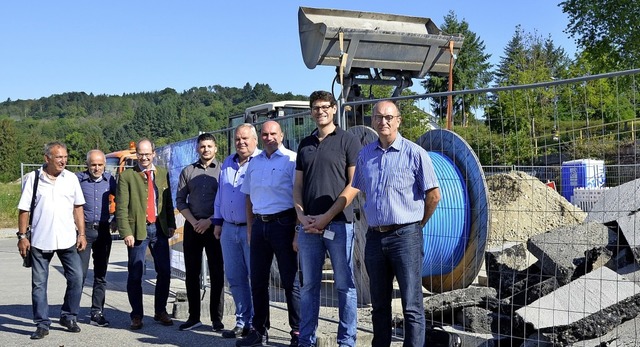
[80,170,108,182]
[260,146,285,159]
[377,132,404,151]
[40,165,66,178]
[233,148,260,164]
[311,126,339,138]
[138,163,156,172]
[196,159,218,169]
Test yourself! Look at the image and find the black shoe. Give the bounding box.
[90,312,110,327]
[236,329,268,347]
[60,317,81,333]
[223,326,251,338]
[212,320,225,332]
[30,327,49,340]
[179,319,202,331]
[290,330,299,346]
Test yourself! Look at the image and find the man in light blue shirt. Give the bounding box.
[352,100,441,347]
[212,123,261,338]
[237,120,301,347]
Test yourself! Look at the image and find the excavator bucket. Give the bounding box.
[298,6,463,78]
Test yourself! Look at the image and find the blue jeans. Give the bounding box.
[365,222,425,347]
[298,222,357,347]
[126,223,171,318]
[221,221,253,328]
[250,214,300,335]
[78,222,112,315]
[31,245,83,329]
[183,221,224,323]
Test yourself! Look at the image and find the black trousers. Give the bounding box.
[78,222,112,315]
[183,221,224,322]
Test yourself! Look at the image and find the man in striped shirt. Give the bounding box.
[352,100,441,347]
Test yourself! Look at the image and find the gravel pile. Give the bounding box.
[486,171,587,247]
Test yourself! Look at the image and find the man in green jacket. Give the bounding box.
[116,138,176,330]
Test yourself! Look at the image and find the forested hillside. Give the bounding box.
[0,83,306,182]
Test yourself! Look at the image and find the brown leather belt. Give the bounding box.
[369,222,417,233]
[254,208,295,223]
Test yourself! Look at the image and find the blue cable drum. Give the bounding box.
[418,129,489,293]
[422,151,470,277]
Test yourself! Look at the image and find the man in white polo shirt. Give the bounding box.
[17,141,87,340]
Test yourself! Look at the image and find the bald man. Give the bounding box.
[237,121,301,347]
[76,149,117,327]
[352,100,441,347]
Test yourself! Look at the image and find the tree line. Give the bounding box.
[1,2,637,182]
[0,84,306,182]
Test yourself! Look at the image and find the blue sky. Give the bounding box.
[0,1,576,102]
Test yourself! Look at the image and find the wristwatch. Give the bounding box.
[16,232,28,240]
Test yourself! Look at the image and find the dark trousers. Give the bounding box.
[78,221,112,315]
[183,221,224,323]
[126,223,171,318]
[250,214,300,335]
[365,222,425,347]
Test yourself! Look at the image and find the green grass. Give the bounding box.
[0,183,21,228]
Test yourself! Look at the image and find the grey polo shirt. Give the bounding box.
[176,159,221,219]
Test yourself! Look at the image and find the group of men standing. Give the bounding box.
[17,91,441,347]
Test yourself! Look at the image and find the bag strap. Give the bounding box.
[28,170,39,227]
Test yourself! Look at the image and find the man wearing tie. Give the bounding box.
[116,138,176,330]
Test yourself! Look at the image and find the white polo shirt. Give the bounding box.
[18,168,86,251]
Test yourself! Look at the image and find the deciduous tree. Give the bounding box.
[560,0,640,72]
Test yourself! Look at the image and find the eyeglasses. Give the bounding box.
[311,105,333,112]
[136,153,154,158]
[373,115,399,123]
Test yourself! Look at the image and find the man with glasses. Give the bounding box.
[293,91,361,347]
[116,138,176,330]
[352,100,441,347]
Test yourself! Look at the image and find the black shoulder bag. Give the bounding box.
[23,169,39,268]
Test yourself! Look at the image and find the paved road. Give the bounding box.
[0,237,300,347]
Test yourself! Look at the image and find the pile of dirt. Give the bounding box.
[486,171,587,247]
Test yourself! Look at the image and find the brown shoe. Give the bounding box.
[153,311,173,326]
[130,316,143,330]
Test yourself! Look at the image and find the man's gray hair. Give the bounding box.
[86,149,106,163]
[44,141,67,158]
[236,123,258,140]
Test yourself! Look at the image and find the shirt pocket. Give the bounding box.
[386,167,413,191]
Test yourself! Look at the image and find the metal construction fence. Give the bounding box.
[18,68,640,345]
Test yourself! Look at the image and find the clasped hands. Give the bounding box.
[298,214,329,234]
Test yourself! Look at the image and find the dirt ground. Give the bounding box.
[486,170,587,247]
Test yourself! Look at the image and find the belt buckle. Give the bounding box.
[259,215,269,223]
[93,223,100,230]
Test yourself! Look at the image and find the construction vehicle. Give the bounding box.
[105,141,137,176]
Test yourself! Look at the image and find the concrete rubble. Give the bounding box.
[415,173,640,346]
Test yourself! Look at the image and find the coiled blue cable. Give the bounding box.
[422,151,470,277]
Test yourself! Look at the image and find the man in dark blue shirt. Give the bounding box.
[76,149,117,327]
